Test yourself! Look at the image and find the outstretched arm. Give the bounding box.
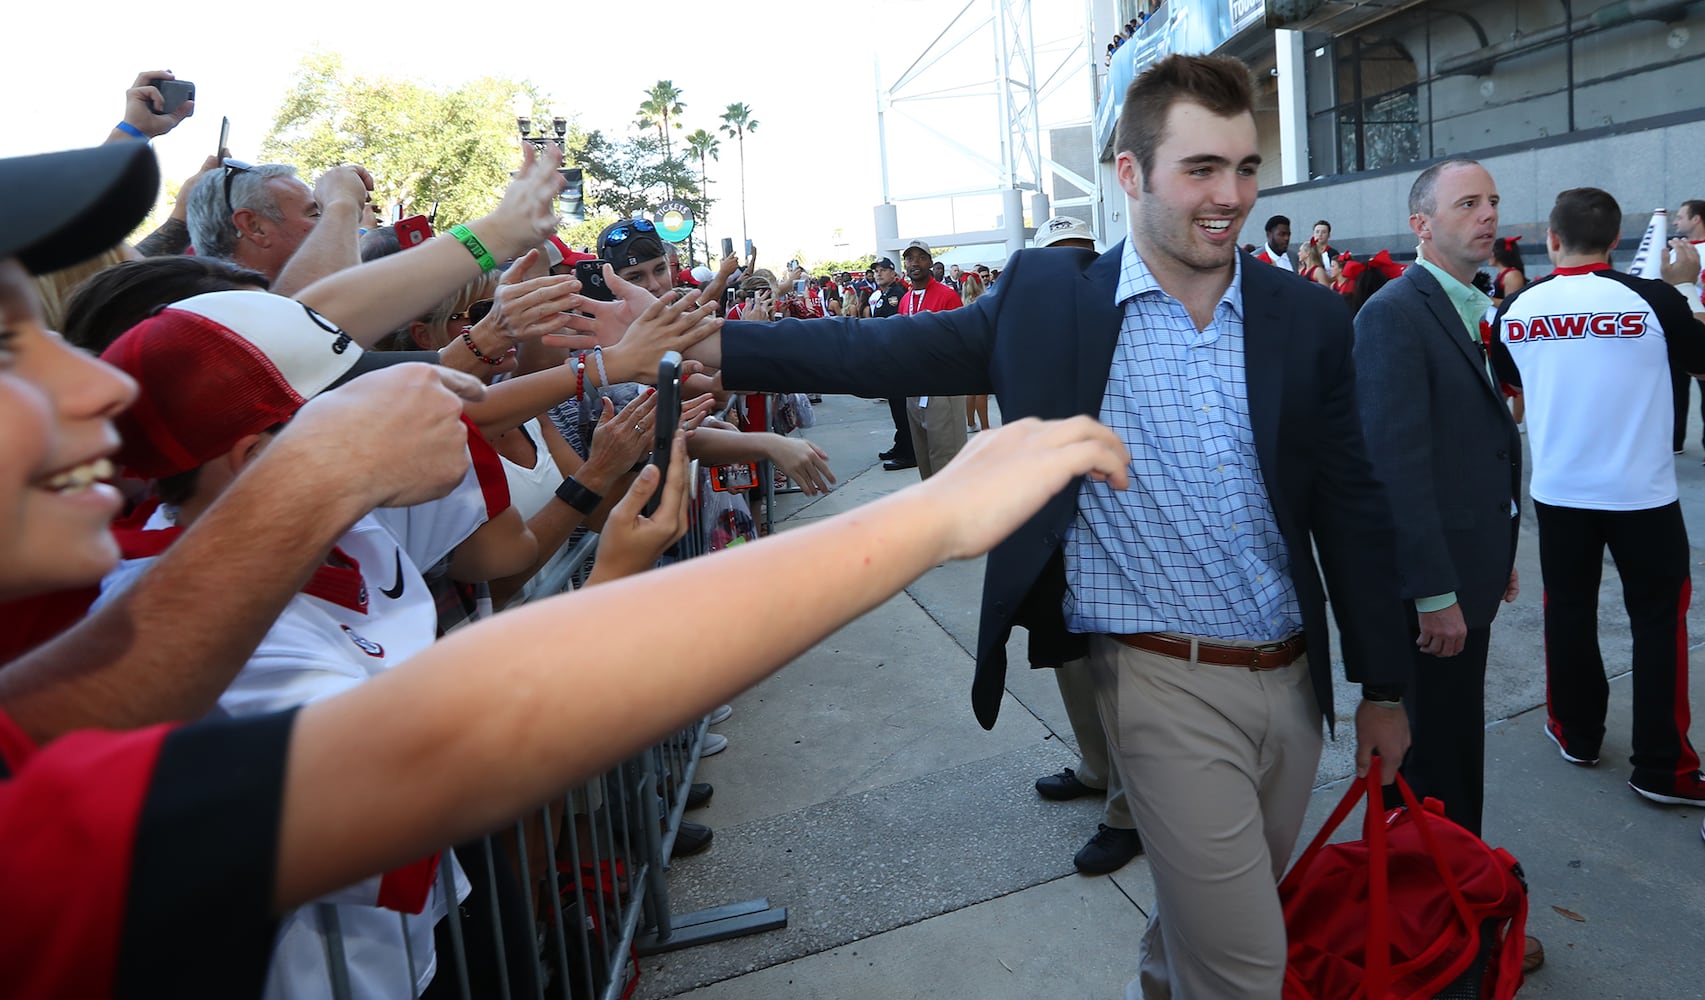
[274,416,1131,910]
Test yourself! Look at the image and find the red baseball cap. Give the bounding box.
[102,291,437,479]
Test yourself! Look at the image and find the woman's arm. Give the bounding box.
[273,416,1131,910]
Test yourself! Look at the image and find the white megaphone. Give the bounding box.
[1628,208,1668,279]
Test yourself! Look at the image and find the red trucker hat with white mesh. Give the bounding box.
[102,290,437,480]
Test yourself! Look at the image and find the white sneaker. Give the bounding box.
[707,704,732,726]
[700,732,729,757]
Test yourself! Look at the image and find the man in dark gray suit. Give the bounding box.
[1352,157,1537,970]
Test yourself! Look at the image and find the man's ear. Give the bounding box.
[1408,212,1429,242]
[232,208,266,247]
[1114,151,1144,201]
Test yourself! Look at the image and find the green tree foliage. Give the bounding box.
[577,130,706,236]
[260,52,587,230]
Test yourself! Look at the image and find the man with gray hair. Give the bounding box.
[186,160,374,296]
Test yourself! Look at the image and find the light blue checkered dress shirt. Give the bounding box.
[1061,241,1303,641]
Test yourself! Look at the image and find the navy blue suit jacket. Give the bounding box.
[723,242,1412,729]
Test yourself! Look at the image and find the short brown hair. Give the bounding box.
[1549,187,1622,254]
[1114,54,1255,186]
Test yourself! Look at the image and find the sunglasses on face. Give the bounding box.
[221,158,255,218]
[448,299,495,324]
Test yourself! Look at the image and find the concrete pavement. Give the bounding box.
[636,394,1705,999]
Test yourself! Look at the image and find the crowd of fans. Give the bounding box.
[0,69,1127,996]
[1104,8,1156,65]
[6,52,1704,999]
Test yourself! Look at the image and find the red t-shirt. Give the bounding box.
[897,278,963,315]
[0,706,294,998]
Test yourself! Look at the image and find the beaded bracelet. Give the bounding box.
[460,329,504,366]
[575,352,588,400]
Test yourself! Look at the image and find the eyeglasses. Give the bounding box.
[603,219,656,246]
[221,158,254,218]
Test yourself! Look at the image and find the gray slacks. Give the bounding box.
[905,396,967,480]
[1054,657,1133,829]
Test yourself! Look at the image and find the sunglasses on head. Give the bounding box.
[603,219,657,246]
[220,158,255,219]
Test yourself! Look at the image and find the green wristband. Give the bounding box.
[449,224,496,272]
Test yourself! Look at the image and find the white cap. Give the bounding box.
[902,238,932,256]
[1035,215,1095,248]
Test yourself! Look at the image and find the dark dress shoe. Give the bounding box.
[1073,824,1143,875]
[685,782,713,809]
[1035,767,1105,801]
[879,449,896,461]
[671,820,714,858]
[882,458,918,471]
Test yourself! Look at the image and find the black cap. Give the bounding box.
[0,142,160,275]
[597,219,665,268]
[872,257,896,271]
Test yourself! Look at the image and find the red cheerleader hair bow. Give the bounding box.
[1367,249,1405,279]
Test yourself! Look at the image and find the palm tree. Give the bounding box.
[718,102,759,246]
[684,128,720,262]
[636,81,686,190]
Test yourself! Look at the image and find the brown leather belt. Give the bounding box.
[1108,632,1306,671]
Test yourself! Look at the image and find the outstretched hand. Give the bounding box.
[586,431,691,584]
[922,416,1130,562]
[549,264,663,348]
[492,249,581,344]
[600,286,723,384]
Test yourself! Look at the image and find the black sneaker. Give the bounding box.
[685,782,713,809]
[1544,720,1599,766]
[1629,770,1705,806]
[1073,824,1143,875]
[671,820,714,858]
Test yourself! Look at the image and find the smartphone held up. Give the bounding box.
[643,351,683,517]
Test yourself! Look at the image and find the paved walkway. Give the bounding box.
[638,395,1705,1000]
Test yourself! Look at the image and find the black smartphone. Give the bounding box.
[151,79,194,114]
[216,116,230,158]
[574,259,616,302]
[643,351,683,516]
[721,237,734,258]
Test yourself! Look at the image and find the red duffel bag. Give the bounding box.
[1278,762,1529,999]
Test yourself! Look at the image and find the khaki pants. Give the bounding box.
[1054,657,1133,829]
[905,396,968,480]
[1086,635,1322,1000]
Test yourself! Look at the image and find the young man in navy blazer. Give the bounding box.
[609,54,1414,999]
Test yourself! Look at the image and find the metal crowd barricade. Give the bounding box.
[309,471,785,1000]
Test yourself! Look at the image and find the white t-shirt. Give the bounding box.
[501,417,566,521]
[94,432,508,999]
[1499,264,1705,510]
